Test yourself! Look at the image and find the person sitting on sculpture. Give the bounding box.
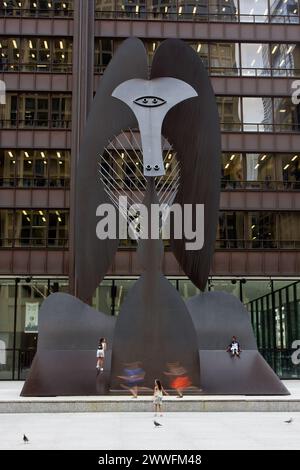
[226,336,241,358]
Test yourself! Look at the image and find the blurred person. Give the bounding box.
[118,362,145,398]
[164,362,192,398]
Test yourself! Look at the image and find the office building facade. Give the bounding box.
[0,0,300,380]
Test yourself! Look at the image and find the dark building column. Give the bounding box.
[69,0,95,295]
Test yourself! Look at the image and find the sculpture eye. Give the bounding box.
[134,96,166,108]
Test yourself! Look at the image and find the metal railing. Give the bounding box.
[95,176,300,192]
[94,10,300,24]
[221,122,300,133]
[0,8,73,18]
[94,64,300,78]
[0,119,71,129]
[0,237,69,248]
[215,239,300,250]
[0,63,73,73]
[260,348,300,379]
[0,177,70,188]
[0,348,36,381]
[221,180,300,191]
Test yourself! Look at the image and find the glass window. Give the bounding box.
[245,153,275,189]
[209,279,240,298]
[149,0,179,20]
[242,97,273,132]
[14,210,31,246]
[114,279,136,316]
[240,43,270,76]
[115,0,147,18]
[221,153,243,189]
[189,42,209,69]
[95,38,113,72]
[270,0,299,23]
[248,212,276,248]
[277,213,300,248]
[274,97,300,132]
[178,279,200,299]
[95,0,116,18]
[209,0,238,21]
[239,0,268,22]
[217,211,244,248]
[271,43,300,77]
[210,43,239,76]
[0,210,14,247]
[243,280,272,303]
[48,210,68,247]
[0,150,16,187]
[48,150,70,187]
[0,279,16,379]
[275,153,300,189]
[217,96,242,131]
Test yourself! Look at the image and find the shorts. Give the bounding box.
[97,350,104,358]
[153,396,163,405]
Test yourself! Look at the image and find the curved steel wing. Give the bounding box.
[75,38,148,303]
[151,39,221,291]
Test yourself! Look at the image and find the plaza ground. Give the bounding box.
[1,411,300,450]
[1,381,300,450]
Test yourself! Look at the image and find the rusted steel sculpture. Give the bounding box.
[21,38,288,396]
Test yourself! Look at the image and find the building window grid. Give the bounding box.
[94,0,300,22]
[0,209,69,248]
[0,0,74,17]
[0,149,71,188]
[0,93,72,129]
[0,37,73,73]
[94,40,300,78]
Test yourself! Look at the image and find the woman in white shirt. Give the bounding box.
[96,337,107,373]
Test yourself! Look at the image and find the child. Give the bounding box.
[226,336,241,358]
[96,337,107,373]
[153,379,168,416]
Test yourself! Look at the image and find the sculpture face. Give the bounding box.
[112,77,197,176]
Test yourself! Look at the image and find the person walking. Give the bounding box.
[153,379,168,416]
